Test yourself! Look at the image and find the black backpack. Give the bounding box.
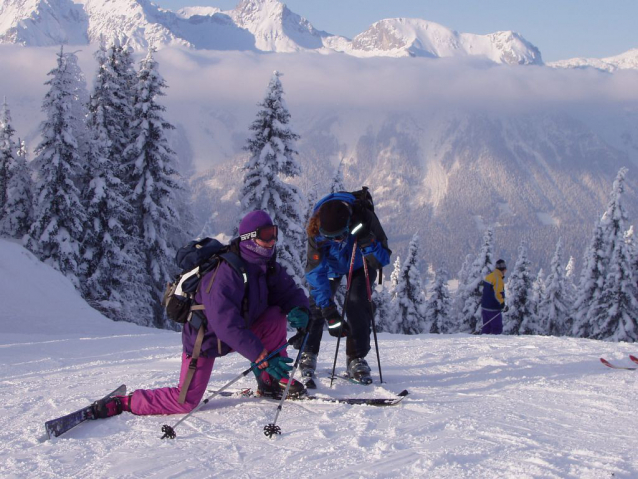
[162,237,250,405]
[350,186,386,284]
[350,186,375,213]
[162,237,248,330]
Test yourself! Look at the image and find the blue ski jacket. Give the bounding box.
[305,192,391,309]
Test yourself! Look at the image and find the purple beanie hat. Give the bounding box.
[238,210,275,265]
[239,210,273,236]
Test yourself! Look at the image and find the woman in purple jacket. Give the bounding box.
[95,210,310,418]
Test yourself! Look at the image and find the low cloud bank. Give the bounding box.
[1,45,637,170]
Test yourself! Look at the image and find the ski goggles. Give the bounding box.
[240,225,278,242]
[319,225,350,241]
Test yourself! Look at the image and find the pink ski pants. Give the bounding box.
[130,306,288,415]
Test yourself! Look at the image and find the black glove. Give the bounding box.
[358,232,376,250]
[322,304,350,337]
[501,304,509,313]
[352,223,376,249]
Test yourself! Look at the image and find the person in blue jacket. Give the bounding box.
[481,259,509,335]
[300,191,391,384]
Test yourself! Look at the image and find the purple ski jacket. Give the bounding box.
[183,252,308,362]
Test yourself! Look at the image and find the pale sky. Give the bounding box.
[152,0,638,62]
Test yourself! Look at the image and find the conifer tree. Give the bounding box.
[239,71,305,286]
[373,285,396,333]
[3,138,32,239]
[572,224,605,337]
[81,47,153,323]
[459,228,494,334]
[378,255,401,333]
[0,98,17,229]
[329,159,346,193]
[25,48,86,286]
[450,253,473,329]
[390,255,401,293]
[108,38,137,165]
[521,269,546,335]
[394,234,427,334]
[590,230,638,341]
[538,238,570,336]
[503,241,535,335]
[426,266,452,333]
[64,50,90,178]
[564,255,577,317]
[588,168,638,341]
[124,47,183,328]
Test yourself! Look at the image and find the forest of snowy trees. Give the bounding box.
[0,41,637,343]
[375,168,638,343]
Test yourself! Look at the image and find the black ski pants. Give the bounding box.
[304,267,377,360]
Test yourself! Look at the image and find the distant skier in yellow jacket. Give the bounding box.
[481,259,508,334]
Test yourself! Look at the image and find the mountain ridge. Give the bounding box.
[0,0,543,64]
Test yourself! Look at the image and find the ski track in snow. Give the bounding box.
[1,331,638,478]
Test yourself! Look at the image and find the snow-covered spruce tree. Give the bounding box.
[628,226,638,286]
[0,98,17,230]
[573,168,632,339]
[450,252,473,329]
[329,159,346,193]
[564,255,577,315]
[107,38,137,166]
[379,255,402,333]
[503,241,535,335]
[25,48,87,286]
[538,238,571,336]
[64,50,90,179]
[458,228,494,334]
[588,168,638,341]
[373,284,396,333]
[426,266,452,334]
[590,229,638,341]
[394,234,427,334]
[572,224,605,338]
[3,138,32,239]
[123,47,183,328]
[390,255,401,292]
[80,51,153,324]
[239,71,305,286]
[521,268,547,335]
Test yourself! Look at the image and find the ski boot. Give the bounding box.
[256,372,306,399]
[346,357,373,385]
[299,352,317,378]
[92,394,132,419]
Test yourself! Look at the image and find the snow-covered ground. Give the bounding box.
[1,239,638,478]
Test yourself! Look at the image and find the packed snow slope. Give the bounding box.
[2,244,638,478]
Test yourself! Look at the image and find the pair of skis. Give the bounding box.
[42,385,408,440]
[600,355,638,370]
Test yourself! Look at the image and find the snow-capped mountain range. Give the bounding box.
[0,0,542,64]
[548,48,638,72]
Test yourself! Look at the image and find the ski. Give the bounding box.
[214,388,408,406]
[600,358,638,370]
[630,355,638,365]
[43,384,126,440]
[320,369,373,386]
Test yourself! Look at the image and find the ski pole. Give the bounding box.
[160,339,292,440]
[477,311,502,335]
[362,256,383,383]
[330,239,358,388]
[263,330,310,438]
